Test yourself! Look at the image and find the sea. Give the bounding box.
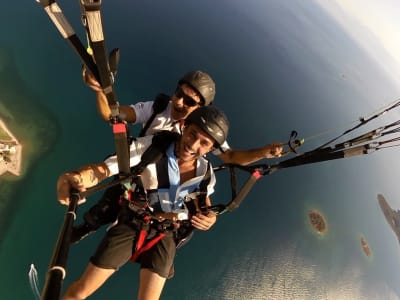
[1,1,400,299]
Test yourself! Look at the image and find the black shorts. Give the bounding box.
[90,223,176,278]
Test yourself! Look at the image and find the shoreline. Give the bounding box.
[0,119,22,176]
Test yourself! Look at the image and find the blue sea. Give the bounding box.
[1,1,400,299]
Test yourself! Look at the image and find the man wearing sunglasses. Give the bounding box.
[74,70,283,243]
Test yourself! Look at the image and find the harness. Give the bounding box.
[138,94,171,137]
[116,130,212,261]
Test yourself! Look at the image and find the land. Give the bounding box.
[377,194,400,244]
[0,119,21,176]
[308,209,328,234]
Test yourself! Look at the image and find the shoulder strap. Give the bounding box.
[129,130,179,205]
[131,131,180,175]
[138,94,171,137]
[198,162,212,212]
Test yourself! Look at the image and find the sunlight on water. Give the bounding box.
[216,242,400,300]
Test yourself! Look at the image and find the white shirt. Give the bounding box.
[131,100,230,154]
[104,135,216,214]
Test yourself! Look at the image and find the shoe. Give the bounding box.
[70,223,96,244]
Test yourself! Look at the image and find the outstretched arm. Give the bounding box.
[217,143,283,166]
[84,71,137,122]
[56,162,110,206]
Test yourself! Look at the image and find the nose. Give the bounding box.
[174,96,184,107]
[190,138,202,151]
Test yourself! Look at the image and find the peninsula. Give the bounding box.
[0,119,21,176]
[377,194,400,244]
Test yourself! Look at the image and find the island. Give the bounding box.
[0,119,21,176]
[360,236,371,257]
[308,210,328,234]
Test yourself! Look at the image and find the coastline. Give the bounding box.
[0,118,22,176]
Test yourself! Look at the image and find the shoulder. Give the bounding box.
[131,101,154,123]
[130,135,154,151]
[152,93,171,113]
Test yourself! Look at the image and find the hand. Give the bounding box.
[264,143,283,158]
[191,211,216,231]
[82,67,102,92]
[56,172,87,206]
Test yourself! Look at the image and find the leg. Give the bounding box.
[136,235,176,299]
[137,268,167,300]
[62,262,115,300]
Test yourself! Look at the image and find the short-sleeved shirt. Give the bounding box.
[104,138,216,213]
[131,100,230,154]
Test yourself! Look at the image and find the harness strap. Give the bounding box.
[130,232,166,262]
[197,163,212,212]
[139,94,170,137]
[135,215,151,252]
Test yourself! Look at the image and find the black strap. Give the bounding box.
[131,131,180,174]
[74,1,131,178]
[139,94,171,137]
[198,163,212,212]
[131,131,179,209]
[37,0,100,81]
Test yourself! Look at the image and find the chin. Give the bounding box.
[180,152,197,162]
[174,109,189,118]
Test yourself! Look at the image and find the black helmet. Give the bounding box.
[185,106,229,146]
[178,70,215,106]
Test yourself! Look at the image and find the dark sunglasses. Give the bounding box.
[175,86,202,107]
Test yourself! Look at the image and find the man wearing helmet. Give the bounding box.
[57,106,228,300]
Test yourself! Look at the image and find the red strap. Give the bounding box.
[130,232,166,262]
[135,229,147,252]
[134,216,151,252]
[253,170,262,179]
[112,123,127,134]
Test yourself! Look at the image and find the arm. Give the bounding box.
[217,143,283,166]
[56,162,110,206]
[84,72,137,122]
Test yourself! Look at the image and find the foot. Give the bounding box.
[70,223,97,244]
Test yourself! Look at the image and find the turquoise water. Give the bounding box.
[1,1,400,299]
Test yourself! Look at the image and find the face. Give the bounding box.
[171,83,203,120]
[176,124,215,162]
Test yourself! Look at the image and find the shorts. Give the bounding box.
[90,222,176,278]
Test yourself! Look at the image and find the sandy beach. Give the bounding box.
[0,119,22,176]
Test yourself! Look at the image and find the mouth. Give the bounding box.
[180,144,197,160]
[173,105,187,114]
[184,145,196,155]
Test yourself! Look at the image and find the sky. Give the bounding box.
[318,0,400,85]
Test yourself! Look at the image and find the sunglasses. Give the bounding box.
[175,86,202,107]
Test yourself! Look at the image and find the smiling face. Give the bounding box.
[176,124,215,162]
[171,83,203,120]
